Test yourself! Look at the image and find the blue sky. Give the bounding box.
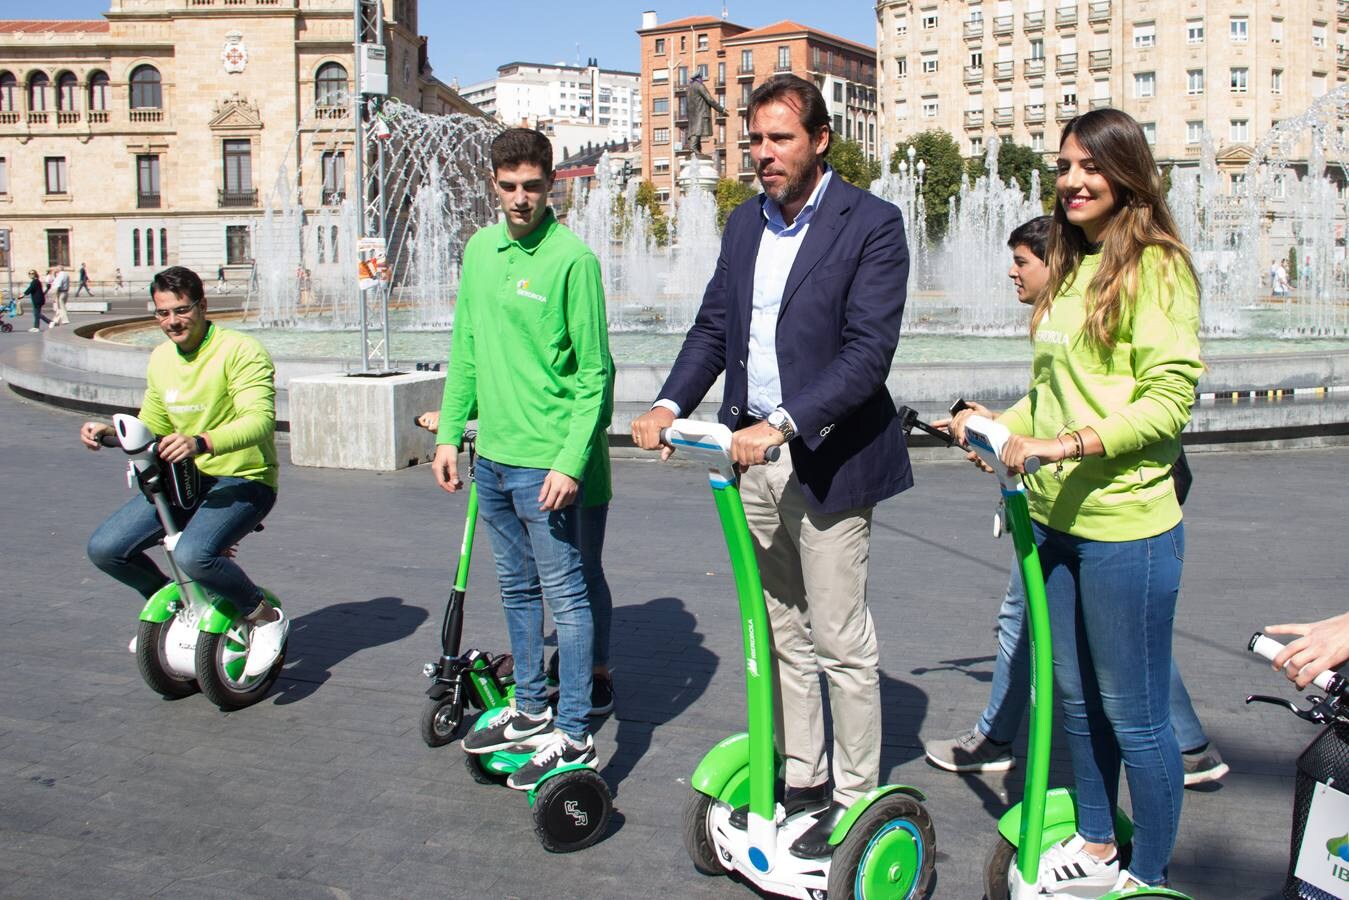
[29,2,878,87]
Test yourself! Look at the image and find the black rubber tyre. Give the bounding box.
[827,793,936,900]
[983,835,1017,900]
[1,322,11,333]
[420,695,463,747]
[531,769,612,853]
[135,619,198,699]
[195,622,284,711]
[464,751,509,785]
[681,791,725,875]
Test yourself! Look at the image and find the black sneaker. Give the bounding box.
[590,673,615,716]
[1182,743,1230,787]
[461,706,553,755]
[506,730,598,790]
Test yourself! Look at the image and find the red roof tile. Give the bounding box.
[727,20,873,53]
[0,20,110,34]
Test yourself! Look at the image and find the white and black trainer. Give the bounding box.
[461,706,553,755]
[505,730,597,791]
[1036,833,1120,898]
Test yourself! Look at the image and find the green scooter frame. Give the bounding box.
[665,419,935,900]
[957,415,1190,900]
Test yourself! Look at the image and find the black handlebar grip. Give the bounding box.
[764,446,781,463]
[99,434,120,449]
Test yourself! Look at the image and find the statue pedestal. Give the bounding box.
[289,371,445,470]
[677,155,720,193]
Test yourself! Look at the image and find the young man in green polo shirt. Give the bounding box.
[82,266,287,676]
[433,128,612,789]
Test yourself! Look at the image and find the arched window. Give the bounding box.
[88,71,109,111]
[315,62,347,106]
[330,225,339,263]
[0,72,16,112]
[130,65,162,109]
[145,227,155,267]
[28,72,50,111]
[56,72,77,111]
[160,229,168,266]
[132,228,141,267]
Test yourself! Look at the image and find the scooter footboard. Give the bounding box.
[996,787,1135,851]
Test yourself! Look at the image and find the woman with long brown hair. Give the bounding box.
[950,107,1203,891]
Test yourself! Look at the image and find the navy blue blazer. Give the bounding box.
[658,174,912,514]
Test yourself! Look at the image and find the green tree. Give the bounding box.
[891,130,965,242]
[633,180,671,247]
[966,140,1056,209]
[828,137,883,189]
[714,178,757,229]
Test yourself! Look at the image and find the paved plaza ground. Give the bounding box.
[0,351,1345,899]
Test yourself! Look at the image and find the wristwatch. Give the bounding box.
[766,407,796,442]
[194,434,209,456]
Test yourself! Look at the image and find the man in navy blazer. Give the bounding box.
[632,74,910,859]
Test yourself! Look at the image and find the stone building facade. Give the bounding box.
[637,13,878,206]
[460,60,642,147]
[877,0,1349,173]
[0,0,475,290]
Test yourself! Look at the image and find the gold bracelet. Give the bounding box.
[1071,430,1085,461]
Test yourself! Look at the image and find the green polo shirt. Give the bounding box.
[436,210,612,483]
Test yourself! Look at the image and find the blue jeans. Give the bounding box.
[475,458,592,740]
[979,559,1209,752]
[578,503,611,668]
[88,475,275,614]
[1037,520,1185,886]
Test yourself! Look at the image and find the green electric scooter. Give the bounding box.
[665,419,936,900]
[933,409,1190,900]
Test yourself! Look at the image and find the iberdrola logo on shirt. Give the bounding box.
[516,279,547,304]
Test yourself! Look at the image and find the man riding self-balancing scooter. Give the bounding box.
[664,419,936,900]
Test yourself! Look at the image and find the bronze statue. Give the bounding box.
[686,72,728,156]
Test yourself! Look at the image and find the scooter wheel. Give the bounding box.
[682,791,726,875]
[464,751,509,786]
[420,695,463,747]
[136,619,199,699]
[531,769,612,853]
[827,793,935,900]
[983,835,1017,900]
[196,621,284,711]
[1,322,11,333]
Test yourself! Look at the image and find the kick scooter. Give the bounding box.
[419,429,516,746]
[1246,633,1349,899]
[665,418,936,899]
[100,413,286,711]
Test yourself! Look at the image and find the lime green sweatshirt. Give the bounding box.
[1000,246,1202,541]
[138,324,278,489]
[436,211,612,481]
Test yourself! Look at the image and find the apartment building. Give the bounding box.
[877,0,1349,173]
[459,59,642,146]
[0,0,474,283]
[637,12,878,205]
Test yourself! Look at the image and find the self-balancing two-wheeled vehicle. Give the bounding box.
[419,430,516,746]
[101,413,286,711]
[1246,633,1349,899]
[900,405,1188,899]
[665,418,936,899]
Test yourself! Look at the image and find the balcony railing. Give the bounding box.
[130,108,164,123]
[1025,103,1046,123]
[1057,53,1078,73]
[0,111,20,125]
[1089,1,1111,23]
[993,106,1014,125]
[964,65,985,83]
[738,66,754,76]
[88,110,109,123]
[1057,102,1079,120]
[1024,10,1045,31]
[1025,57,1046,76]
[1057,5,1078,26]
[219,188,258,208]
[322,190,346,205]
[993,15,1014,35]
[1090,95,1113,109]
[27,111,48,125]
[1089,49,1112,69]
[964,20,983,40]
[993,61,1014,79]
[137,191,161,209]
[56,110,80,125]
[964,109,984,128]
[315,105,348,120]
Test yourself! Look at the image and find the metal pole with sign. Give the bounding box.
[353,0,389,373]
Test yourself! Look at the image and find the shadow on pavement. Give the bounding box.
[269,595,428,704]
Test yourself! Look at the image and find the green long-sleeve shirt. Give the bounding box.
[1000,246,1202,541]
[138,323,278,489]
[436,211,612,482]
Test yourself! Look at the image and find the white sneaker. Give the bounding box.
[1037,834,1119,897]
[243,607,288,677]
[28,327,39,333]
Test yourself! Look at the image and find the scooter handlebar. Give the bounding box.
[1249,632,1347,696]
[98,433,120,449]
[657,426,780,463]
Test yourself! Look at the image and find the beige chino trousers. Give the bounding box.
[739,443,881,804]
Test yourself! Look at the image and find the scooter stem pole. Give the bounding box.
[1007,488,1052,886]
[713,480,777,832]
[453,481,478,594]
